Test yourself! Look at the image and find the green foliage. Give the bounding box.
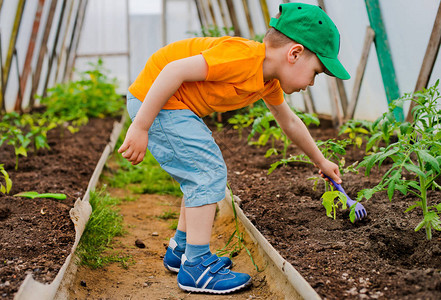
[188,25,235,37]
[104,118,182,197]
[227,113,254,139]
[358,81,441,240]
[76,189,133,269]
[157,210,178,220]
[40,59,123,130]
[0,164,12,194]
[322,190,347,220]
[248,107,319,160]
[268,138,357,179]
[0,112,56,169]
[339,119,375,149]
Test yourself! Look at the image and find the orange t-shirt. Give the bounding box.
[128,36,284,118]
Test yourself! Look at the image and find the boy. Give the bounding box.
[118,2,349,294]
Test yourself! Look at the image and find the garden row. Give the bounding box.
[0,61,124,299]
[212,81,441,299]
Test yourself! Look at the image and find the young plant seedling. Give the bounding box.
[14,191,67,200]
[322,190,347,220]
[0,164,12,194]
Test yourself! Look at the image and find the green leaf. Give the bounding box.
[404,163,426,178]
[15,146,28,157]
[416,149,440,172]
[415,218,426,232]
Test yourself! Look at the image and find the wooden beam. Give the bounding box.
[259,0,270,29]
[225,0,241,36]
[406,2,441,122]
[242,0,255,38]
[1,0,26,111]
[30,0,58,107]
[347,26,375,120]
[194,0,206,28]
[64,0,88,81]
[41,0,67,97]
[207,0,217,26]
[15,0,46,112]
[302,88,316,114]
[217,0,228,28]
[328,78,343,127]
[54,0,75,83]
[317,0,349,119]
[365,0,403,121]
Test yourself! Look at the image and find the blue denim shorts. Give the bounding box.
[126,92,227,207]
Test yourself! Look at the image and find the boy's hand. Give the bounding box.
[118,123,148,165]
[316,159,342,184]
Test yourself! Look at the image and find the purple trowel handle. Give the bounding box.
[323,174,356,206]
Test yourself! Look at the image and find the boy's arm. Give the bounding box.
[118,54,208,165]
[265,100,342,183]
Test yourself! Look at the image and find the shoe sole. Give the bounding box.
[165,262,232,274]
[164,263,180,273]
[178,277,251,294]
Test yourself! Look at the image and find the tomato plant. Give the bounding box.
[358,81,441,240]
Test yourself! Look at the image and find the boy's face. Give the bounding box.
[277,45,325,94]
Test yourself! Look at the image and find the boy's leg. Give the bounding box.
[184,203,216,262]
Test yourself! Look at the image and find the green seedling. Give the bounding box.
[322,190,347,220]
[14,191,67,200]
[0,164,12,194]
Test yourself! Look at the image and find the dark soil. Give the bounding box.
[0,117,117,299]
[213,121,441,300]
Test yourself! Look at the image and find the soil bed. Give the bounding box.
[212,121,441,300]
[0,117,117,299]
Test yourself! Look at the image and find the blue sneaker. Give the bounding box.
[163,238,232,273]
[177,253,252,294]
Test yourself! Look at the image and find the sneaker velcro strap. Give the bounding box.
[201,254,220,267]
[209,260,226,273]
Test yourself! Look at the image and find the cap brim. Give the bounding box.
[317,55,350,80]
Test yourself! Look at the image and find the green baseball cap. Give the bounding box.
[269,2,350,80]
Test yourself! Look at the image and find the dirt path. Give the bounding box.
[68,187,283,299]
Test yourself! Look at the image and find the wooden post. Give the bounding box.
[317,0,349,119]
[15,0,46,112]
[54,0,75,83]
[217,0,228,28]
[225,0,241,36]
[259,0,270,29]
[194,0,206,29]
[302,88,316,114]
[30,0,59,107]
[406,2,441,122]
[207,0,218,26]
[242,0,255,38]
[365,0,403,121]
[41,0,67,97]
[1,0,26,111]
[63,0,86,82]
[346,26,375,120]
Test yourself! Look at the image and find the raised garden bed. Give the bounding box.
[213,122,441,300]
[0,117,118,299]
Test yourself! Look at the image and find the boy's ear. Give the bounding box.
[288,44,304,64]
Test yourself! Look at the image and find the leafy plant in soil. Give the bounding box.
[321,190,347,220]
[358,81,441,240]
[0,112,56,169]
[39,59,124,131]
[248,108,319,159]
[339,119,375,149]
[0,164,12,194]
